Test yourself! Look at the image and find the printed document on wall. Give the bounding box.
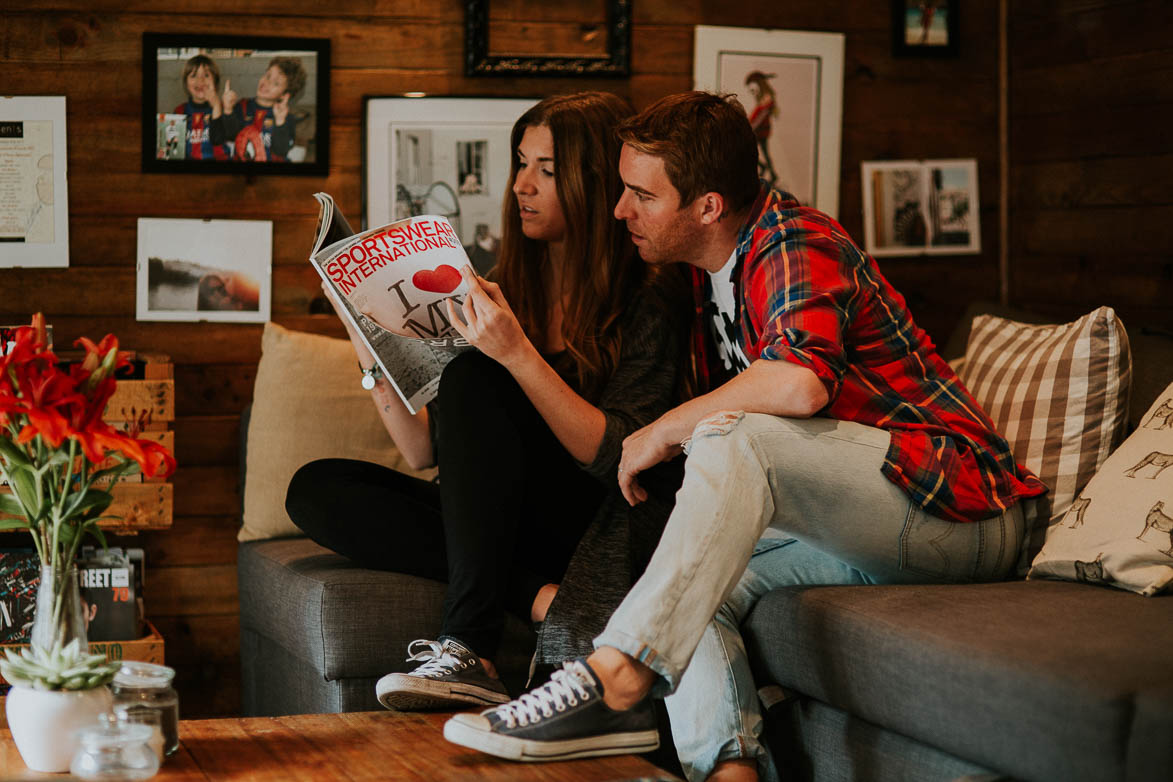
[0,96,69,268]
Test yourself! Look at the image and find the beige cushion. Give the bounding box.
[959,307,1132,571]
[1029,382,1173,596]
[239,322,436,542]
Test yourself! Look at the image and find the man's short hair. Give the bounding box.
[616,91,759,213]
[269,56,308,102]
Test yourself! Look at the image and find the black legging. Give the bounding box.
[285,351,606,660]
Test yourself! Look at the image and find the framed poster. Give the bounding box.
[0,96,69,268]
[694,26,844,218]
[861,159,980,256]
[141,33,330,176]
[136,218,272,322]
[363,96,538,275]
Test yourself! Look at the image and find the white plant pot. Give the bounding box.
[5,684,113,773]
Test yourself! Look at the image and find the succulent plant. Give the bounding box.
[0,639,119,691]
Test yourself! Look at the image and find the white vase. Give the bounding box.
[6,685,113,773]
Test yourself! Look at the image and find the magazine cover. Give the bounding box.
[308,192,472,414]
[78,548,138,643]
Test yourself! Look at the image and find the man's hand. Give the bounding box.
[618,419,683,506]
[445,265,532,368]
[221,79,238,114]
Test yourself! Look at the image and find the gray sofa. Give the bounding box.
[238,307,1173,781]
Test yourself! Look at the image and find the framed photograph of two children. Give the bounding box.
[141,33,330,176]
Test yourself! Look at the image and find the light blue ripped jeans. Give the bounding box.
[593,413,1027,782]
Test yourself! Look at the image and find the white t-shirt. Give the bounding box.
[707,250,751,373]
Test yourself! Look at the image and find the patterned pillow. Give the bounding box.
[959,307,1132,572]
[1028,382,1173,596]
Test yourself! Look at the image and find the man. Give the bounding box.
[443,92,1045,780]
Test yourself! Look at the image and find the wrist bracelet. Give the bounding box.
[360,362,384,390]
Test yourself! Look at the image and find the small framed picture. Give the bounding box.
[694,26,845,219]
[363,96,538,275]
[892,1,959,57]
[141,33,329,175]
[861,159,980,256]
[136,218,272,322]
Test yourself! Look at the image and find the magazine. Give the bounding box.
[308,192,472,414]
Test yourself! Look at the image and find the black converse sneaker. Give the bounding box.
[376,638,510,711]
[443,658,659,761]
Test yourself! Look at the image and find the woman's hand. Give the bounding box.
[446,265,534,369]
[321,281,376,368]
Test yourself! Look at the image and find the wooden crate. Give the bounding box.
[0,353,175,534]
[0,620,165,688]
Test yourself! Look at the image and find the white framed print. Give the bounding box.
[861,159,980,256]
[363,95,538,275]
[694,26,845,219]
[0,96,69,268]
[136,218,272,322]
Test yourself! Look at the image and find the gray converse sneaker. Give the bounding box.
[376,638,510,711]
[443,658,659,761]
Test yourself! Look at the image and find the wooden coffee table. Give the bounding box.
[0,710,676,780]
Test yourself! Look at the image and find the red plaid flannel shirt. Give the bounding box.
[691,189,1046,523]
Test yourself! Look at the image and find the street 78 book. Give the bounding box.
[308,193,472,414]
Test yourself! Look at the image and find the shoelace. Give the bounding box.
[404,639,469,679]
[493,661,592,728]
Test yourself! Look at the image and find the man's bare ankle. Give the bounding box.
[480,657,500,680]
[707,758,758,781]
[586,647,656,711]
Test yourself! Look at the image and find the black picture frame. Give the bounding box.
[891,1,959,57]
[141,33,330,176]
[464,0,630,77]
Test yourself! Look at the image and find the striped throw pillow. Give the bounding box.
[959,307,1132,573]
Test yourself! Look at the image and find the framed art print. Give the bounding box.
[694,26,844,219]
[142,33,329,176]
[861,159,980,256]
[892,1,959,57]
[136,217,272,322]
[0,96,69,268]
[363,96,537,275]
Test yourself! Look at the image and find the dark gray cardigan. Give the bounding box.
[533,284,687,664]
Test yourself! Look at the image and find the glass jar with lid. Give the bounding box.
[70,713,160,780]
[110,661,180,757]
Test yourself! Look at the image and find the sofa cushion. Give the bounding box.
[240,322,436,542]
[1029,381,1173,596]
[744,581,1173,782]
[958,307,1131,570]
[237,538,534,688]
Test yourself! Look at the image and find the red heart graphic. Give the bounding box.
[412,265,462,294]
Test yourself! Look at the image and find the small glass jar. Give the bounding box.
[70,713,160,780]
[111,662,180,758]
[119,705,165,761]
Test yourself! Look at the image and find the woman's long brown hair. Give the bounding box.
[495,92,644,403]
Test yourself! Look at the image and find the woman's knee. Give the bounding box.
[439,350,511,399]
[285,459,370,519]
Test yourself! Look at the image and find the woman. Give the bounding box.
[285,91,689,711]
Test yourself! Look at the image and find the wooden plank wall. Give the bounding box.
[3,0,1018,717]
[1009,0,1173,328]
